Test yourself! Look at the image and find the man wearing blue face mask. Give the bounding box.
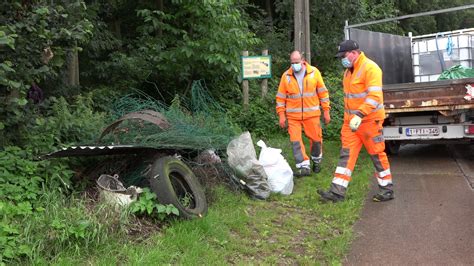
[318,40,394,203]
[276,51,331,177]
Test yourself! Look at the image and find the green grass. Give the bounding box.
[25,134,375,265]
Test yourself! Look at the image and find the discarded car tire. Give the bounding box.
[149,156,208,219]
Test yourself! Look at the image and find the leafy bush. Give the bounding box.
[23,94,107,154]
[226,96,279,139]
[0,147,73,262]
[322,71,344,140]
[130,188,179,220]
[0,201,34,261]
[224,71,345,141]
[0,147,43,202]
[0,1,93,94]
[1,185,181,263]
[83,1,261,101]
[0,94,107,262]
[0,93,107,154]
[0,147,184,263]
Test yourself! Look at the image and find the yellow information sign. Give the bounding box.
[241,55,272,80]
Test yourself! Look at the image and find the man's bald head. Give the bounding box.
[290,51,303,64]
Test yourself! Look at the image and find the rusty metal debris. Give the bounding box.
[99,110,170,142]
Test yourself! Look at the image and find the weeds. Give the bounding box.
[50,137,372,264]
[129,188,179,219]
[4,135,373,264]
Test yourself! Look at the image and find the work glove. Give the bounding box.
[349,115,362,131]
[279,113,287,128]
[323,110,331,125]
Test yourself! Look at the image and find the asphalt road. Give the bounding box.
[345,144,474,265]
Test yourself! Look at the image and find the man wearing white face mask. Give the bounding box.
[318,40,394,203]
[276,51,331,177]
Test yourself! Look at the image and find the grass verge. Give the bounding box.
[46,134,373,264]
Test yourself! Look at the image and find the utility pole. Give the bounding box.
[294,0,311,64]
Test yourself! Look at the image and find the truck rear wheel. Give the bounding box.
[148,156,208,219]
[385,141,400,155]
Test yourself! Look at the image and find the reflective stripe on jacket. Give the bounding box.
[343,52,385,122]
[275,62,330,120]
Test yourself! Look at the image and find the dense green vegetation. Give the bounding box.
[0,0,472,263]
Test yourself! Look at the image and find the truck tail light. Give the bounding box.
[465,125,474,135]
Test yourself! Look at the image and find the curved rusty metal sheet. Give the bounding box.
[98,110,170,142]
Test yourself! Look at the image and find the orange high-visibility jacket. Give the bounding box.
[343,52,385,123]
[276,62,330,120]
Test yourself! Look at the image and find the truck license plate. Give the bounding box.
[405,127,440,136]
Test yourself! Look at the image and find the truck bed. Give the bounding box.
[383,78,474,114]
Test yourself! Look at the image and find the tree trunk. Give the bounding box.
[113,19,122,39]
[265,0,273,26]
[65,48,80,87]
[157,0,163,37]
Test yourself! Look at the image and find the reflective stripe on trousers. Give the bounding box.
[288,117,323,168]
[330,120,392,196]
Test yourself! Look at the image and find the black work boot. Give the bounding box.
[312,162,321,173]
[372,190,394,202]
[317,189,345,203]
[294,167,311,178]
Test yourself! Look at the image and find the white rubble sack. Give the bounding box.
[257,140,294,195]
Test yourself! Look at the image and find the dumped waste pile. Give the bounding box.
[96,80,275,201]
[100,80,239,151]
[45,80,274,219]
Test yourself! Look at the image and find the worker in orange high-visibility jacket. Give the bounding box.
[318,40,394,203]
[276,51,331,177]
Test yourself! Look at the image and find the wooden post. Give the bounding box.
[294,0,310,63]
[261,49,268,98]
[303,0,311,64]
[294,0,303,53]
[242,50,249,110]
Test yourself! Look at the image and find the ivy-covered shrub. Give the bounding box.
[0,93,109,262]
[224,71,344,141]
[227,96,279,139]
[0,147,74,262]
[322,72,344,140]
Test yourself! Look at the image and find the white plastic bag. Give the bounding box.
[257,140,294,195]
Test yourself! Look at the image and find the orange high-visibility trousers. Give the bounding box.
[287,117,323,168]
[330,120,392,196]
